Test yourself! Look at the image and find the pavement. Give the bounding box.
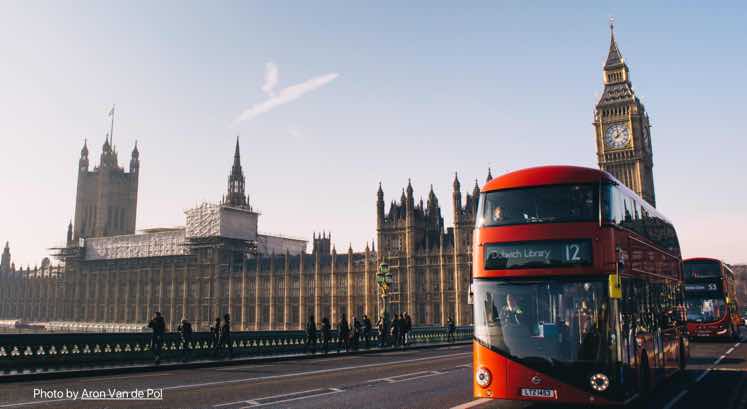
[0,330,745,409]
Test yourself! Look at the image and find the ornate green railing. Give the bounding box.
[0,326,472,373]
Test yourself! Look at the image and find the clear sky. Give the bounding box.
[0,2,745,267]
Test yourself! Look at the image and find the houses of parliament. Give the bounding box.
[0,25,657,331]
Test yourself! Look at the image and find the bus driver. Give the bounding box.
[500,293,525,326]
[493,206,503,223]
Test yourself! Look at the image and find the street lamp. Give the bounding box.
[376,262,392,321]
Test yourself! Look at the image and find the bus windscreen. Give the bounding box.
[479,184,597,227]
[684,260,721,279]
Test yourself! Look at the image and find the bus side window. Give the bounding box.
[638,279,652,332]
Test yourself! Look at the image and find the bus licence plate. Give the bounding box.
[520,388,557,399]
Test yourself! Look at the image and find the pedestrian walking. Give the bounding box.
[404,312,412,346]
[398,313,406,347]
[362,314,372,349]
[337,313,350,353]
[219,314,232,358]
[147,311,166,364]
[391,314,401,347]
[305,315,317,354]
[352,317,361,350]
[447,317,456,343]
[210,317,221,355]
[177,318,193,362]
[321,317,331,354]
[377,316,386,347]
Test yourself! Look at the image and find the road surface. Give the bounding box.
[0,332,745,409]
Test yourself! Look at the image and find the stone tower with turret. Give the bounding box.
[594,22,656,206]
[72,135,139,240]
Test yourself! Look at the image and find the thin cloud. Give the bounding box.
[261,62,279,97]
[234,64,339,125]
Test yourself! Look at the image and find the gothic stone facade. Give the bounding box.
[376,173,488,326]
[0,136,479,330]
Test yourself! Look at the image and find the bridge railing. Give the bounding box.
[0,325,473,372]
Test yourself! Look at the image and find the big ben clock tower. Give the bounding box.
[594,21,656,206]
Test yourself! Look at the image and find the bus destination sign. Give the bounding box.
[484,240,592,270]
[684,280,721,293]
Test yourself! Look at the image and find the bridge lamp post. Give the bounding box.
[376,262,392,321]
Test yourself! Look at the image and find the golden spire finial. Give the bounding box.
[609,16,615,32]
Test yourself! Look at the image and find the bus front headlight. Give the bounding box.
[590,373,609,392]
[476,367,492,388]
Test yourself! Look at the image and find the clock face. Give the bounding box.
[604,124,630,149]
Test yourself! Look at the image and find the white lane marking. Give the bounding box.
[0,400,68,409]
[164,352,471,391]
[662,390,688,409]
[735,342,741,348]
[217,364,274,371]
[235,388,344,409]
[368,370,444,384]
[711,367,746,372]
[215,388,329,407]
[726,347,735,355]
[456,364,472,368]
[695,368,712,383]
[449,398,492,409]
[623,394,639,405]
[714,355,726,365]
[93,372,173,381]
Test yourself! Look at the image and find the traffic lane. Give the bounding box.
[0,345,468,402]
[664,330,747,409]
[212,364,477,409]
[0,345,472,408]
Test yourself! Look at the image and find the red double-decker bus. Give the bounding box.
[472,166,688,406]
[684,258,740,339]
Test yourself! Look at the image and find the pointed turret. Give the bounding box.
[66,221,73,245]
[376,182,385,228]
[486,168,493,183]
[601,19,630,87]
[605,19,624,69]
[79,139,89,172]
[452,172,463,221]
[405,179,415,208]
[225,136,248,207]
[427,184,438,208]
[0,241,10,273]
[99,133,118,168]
[129,141,140,173]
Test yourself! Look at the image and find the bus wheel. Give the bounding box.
[638,353,651,401]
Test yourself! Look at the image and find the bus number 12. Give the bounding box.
[565,244,581,262]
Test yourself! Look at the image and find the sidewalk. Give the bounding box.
[0,340,471,383]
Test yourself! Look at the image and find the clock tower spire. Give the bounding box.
[594,19,656,206]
